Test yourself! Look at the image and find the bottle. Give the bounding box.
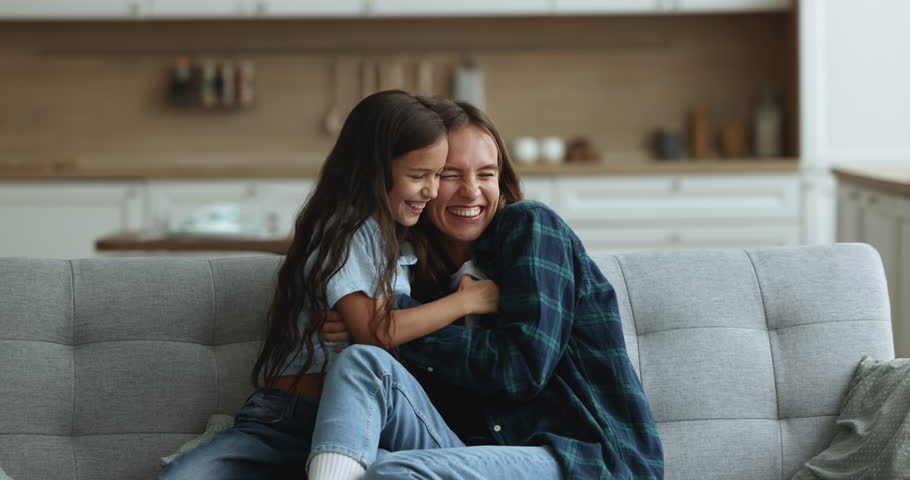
[754,88,783,157]
[236,61,256,108]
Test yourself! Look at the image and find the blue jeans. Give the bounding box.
[310,345,563,480]
[158,389,318,480]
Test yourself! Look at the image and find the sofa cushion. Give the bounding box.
[792,356,910,479]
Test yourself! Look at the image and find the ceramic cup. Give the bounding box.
[539,136,566,164]
[511,137,540,164]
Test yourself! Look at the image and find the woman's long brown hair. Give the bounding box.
[252,90,446,388]
[409,99,525,301]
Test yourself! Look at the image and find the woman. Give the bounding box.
[308,100,664,480]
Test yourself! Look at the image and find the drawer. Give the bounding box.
[571,222,801,256]
[555,174,800,221]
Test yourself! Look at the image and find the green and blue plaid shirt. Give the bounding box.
[399,201,664,479]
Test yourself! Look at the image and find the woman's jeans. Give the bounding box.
[158,388,318,480]
[310,344,563,480]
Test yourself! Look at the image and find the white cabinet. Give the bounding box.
[148,0,364,18]
[0,0,148,19]
[672,0,789,13]
[801,0,910,168]
[836,181,910,357]
[145,179,315,237]
[531,173,801,256]
[553,0,787,14]
[521,177,557,206]
[0,182,143,259]
[367,0,551,16]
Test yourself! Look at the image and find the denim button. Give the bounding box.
[493,425,502,432]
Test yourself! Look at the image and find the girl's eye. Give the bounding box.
[409,175,425,180]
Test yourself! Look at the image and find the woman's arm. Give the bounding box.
[333,276,499,348]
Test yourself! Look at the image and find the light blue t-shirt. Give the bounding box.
[280,217,416,375]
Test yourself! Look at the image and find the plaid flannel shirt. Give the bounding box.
[398,201,664,480]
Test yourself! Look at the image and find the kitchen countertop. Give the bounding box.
[0,153,800,180]
[832,166,910,198]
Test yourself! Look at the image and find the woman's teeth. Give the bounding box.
[448,206,482,217]
[405,201,426,212]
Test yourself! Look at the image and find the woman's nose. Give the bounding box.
[459,178,480,198]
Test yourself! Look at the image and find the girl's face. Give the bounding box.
[425,125,501,263]
[388,137,448,227]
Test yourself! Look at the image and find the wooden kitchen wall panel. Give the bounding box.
[0,13,793,170]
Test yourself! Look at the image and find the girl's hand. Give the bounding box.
[321,311,351,351]
[458,275,500,315]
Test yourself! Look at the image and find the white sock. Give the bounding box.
[308,452,366,480]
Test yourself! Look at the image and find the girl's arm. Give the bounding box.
[333,276,498,348]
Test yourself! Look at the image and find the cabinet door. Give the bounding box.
[570,223,799,256]
[898,211,910,357]
[521,177,557,208]
[251,0,365,17]
[835,183,862,243]
[801,0,910,166]
[0,182,143,259]
[553,0,662,14]
[1,0,147,18]
[858,188,901,352]
[368,0,550,16]
[673,0,789,13]
[149,0,242,18]
[556,174,799,222]
[146,181,261,233]
[257,180,316,237]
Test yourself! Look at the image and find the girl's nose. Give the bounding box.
[422,179,438,200]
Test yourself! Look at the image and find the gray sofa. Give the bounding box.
[0,244,895,480]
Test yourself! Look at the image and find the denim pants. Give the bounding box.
[158,388,318,480]
[310,344,563,480]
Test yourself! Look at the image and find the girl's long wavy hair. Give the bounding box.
[252,90,446,388]
[409,99,524,301]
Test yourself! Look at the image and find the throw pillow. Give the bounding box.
[160,414,235,467]
[792,356,910,480]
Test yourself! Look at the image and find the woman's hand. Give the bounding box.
[458,275,500,315]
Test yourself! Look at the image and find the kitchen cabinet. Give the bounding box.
[671,0,789,13]
[523,173,801,256]
[553,0,786,14]
[148,0,364,18]
[836,180,910,357]
[145,180,315,237]
[367,0,551,16]
[800,0,910,244]
[0,0,149,19]
[0,182,143,259]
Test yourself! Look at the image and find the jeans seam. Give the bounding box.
[390,381,445,448]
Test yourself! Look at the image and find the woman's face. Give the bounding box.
[426,125,501,260]
[388,137,448,227]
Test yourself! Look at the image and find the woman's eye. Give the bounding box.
[441,175,459,180]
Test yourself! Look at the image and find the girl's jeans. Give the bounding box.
[310,344,563,480]
[158,389,318,480]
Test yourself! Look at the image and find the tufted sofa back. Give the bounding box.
[0,244,894,480]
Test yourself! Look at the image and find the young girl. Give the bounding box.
[158,90,499,480]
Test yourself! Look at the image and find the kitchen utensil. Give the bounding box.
[416,58,433,96]
[539,137,566,164]
[453,62,485,110]
[511,137,539,164]
[719,125,747,159]
[688,107,710,159]
[323,58,344,136]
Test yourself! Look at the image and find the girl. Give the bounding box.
[158,90,499,480]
